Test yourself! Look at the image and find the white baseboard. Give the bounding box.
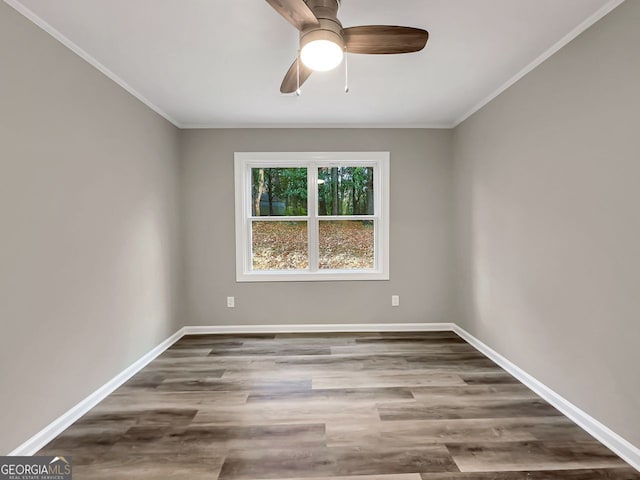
[182,322,455,335]
[451,324,640,471]
[9,322,639,472]
[8,328,185,456]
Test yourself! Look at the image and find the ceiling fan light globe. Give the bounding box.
[300,39,344,72]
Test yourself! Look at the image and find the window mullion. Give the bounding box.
[248,216,308,221]
[246,165,254,273]
[317,215,373,221]
[308,163,319,272]
[373,217,379,271]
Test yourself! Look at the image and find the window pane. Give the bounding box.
[252,168,307,216]
[319,220,374,270]
[318,167,374,216]
[252,221,308,270]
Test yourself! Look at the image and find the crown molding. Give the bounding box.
[179,123,454,130]
[4,0,625,130]
[4,0,182,128]
[452,0,626,127]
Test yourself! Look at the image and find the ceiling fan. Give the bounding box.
[266,0,429,93]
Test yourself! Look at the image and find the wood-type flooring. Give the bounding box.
[38,331,640,479]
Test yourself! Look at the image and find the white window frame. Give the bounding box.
[234,152,390,282]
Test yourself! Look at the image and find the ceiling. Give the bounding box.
[7,0,622,128]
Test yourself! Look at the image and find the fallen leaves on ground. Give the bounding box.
[252,222,308,270]
[252,221,374,271]
[319,221,374,269]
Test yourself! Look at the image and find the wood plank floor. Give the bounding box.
[38,332,640,479]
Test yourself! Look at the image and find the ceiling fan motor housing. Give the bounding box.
[300,0,344,51]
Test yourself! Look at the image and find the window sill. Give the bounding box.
[236,270,389,282]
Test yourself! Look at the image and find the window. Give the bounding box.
[234,152,389,282]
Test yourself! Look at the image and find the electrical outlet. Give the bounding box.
[391,295,400,307]
[227,296,235,308]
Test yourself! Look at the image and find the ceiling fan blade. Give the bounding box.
[344,26,429,54]
[265,0,319,31]
[280,58,313,94]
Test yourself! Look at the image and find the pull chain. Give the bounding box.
[296,51,301,96]
[344,46,349,93]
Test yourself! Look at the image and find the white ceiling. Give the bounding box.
[7,0,622,128]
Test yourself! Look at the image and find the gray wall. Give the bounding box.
[453,0,640,447]
[180,129,454,326]
[0,3,181,453]
[3,0,639,457]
